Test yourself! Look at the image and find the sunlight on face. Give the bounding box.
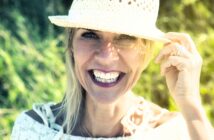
[73,28,147,52]
[71,28,152,104]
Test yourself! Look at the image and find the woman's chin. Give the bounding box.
[87,91,124,104]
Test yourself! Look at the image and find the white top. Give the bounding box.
[11,102,191,140]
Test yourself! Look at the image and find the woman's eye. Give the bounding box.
[117,35,137,41]
[113,35,137,47]
[81,32,100,40]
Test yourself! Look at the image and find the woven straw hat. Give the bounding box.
[49,0,168,42]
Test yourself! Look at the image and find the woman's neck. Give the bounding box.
[82,91,137,137]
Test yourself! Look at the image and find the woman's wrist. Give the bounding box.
[176,97,214,140]
[174,95,204,119]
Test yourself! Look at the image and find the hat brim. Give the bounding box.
[48,16,170,43]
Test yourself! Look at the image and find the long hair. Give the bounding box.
[61,29,84,134]
[60,29,153,134]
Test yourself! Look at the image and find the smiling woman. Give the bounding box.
[11,0,214,140]
[72,28,148,102]
[62,28,154,135]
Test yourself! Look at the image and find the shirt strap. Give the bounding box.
[32,102,62,131]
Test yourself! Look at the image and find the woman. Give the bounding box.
[11,0,214,139]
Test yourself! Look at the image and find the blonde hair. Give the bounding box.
[60,29,154,134]
[140,39,154,70]
[61,29,84,134]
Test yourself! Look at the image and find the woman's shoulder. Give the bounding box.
[123,96,190,139]
[144,100,186,129]
[132,96,178,126]
[146,101,178,126]
[25,109,44,124]
[11,102,63,140]
[25,102,63,125]
[139,99,191,139]
[11,111,56,140]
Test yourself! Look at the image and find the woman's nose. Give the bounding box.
[94,41,119,64]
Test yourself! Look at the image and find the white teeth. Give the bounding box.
[93,70,120,83]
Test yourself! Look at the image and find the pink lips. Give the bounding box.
[88,70,125,88]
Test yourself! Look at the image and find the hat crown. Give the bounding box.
[48,0,167,42]
[69,0,159,27]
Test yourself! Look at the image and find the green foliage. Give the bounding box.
[0,0,70,138]
[0,0,214,139]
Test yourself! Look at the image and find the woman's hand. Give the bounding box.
[155,32,202,106]
[155,32,214,140]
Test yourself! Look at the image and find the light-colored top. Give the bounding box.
[11,101,191,140]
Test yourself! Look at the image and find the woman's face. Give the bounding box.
[72,28,149,103]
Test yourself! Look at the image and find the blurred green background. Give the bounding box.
[0,0,214,139]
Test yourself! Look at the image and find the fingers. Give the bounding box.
[155,42,191,63]
[160,56,188,76]
[155,32,197,64]
[165,32,198,53]
[156,32,202,71]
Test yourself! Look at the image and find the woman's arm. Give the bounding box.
[155,32,214,140]
[178,97,214,140]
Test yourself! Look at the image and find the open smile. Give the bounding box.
[88,69,125,88]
